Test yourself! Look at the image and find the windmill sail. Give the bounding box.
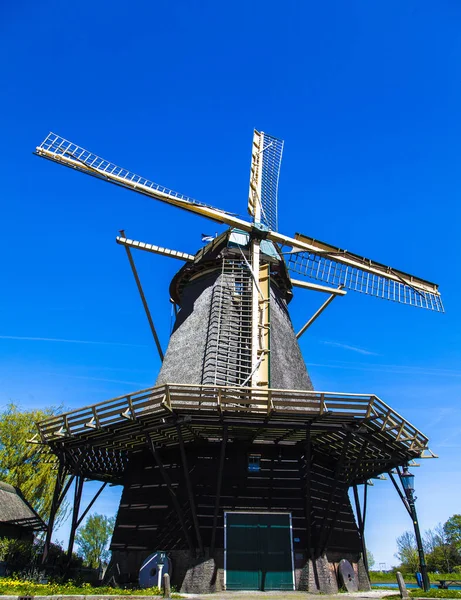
[248,130,284,231]
[35,133,282,240]
[35,132,443,313]
[287,233,443,312]
[35,132,234,216]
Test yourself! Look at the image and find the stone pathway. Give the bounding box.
[182,589,398,600]
[0,591,400,600]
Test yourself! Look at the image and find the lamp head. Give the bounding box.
[401,466,415,493]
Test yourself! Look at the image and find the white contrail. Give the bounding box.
[0,335,146,347]
[322,340,379,356]
[306,361,461,378]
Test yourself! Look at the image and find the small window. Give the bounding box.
[248,454,261,472]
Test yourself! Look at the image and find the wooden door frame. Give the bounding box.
[223,510,295,591]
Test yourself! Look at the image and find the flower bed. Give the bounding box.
[0,579,164,597]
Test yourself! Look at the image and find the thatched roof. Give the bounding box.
[0,481,46,531]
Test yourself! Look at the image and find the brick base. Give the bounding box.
[109,548,370,593]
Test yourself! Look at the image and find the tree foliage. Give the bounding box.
[0,538,82,574]
[75,514,115,568]
[396,531,419,572]
[444,516,461,553]
[396,516,461,574]
[367,550,376,569]
[424,523,457,573]
[0,403,68,524]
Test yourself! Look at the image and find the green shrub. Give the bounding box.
[0,537,82,579]
[0,539,34,571]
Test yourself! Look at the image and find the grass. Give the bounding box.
[370,572,461,584]
[370,571,417,584]
[409,591,461,598]
[0,578,183,597]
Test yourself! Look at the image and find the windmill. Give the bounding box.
[34,130,442,593]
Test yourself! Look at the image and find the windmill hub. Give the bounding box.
[251,222,271,238]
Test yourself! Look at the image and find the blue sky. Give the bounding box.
[1,0,461,568]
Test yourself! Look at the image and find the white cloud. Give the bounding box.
[306,360,461,378]
[0,335,146,347]
[322,340,379,355]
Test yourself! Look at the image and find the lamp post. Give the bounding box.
[400,467,430,592]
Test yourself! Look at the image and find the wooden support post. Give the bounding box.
[76,482,108,528]
[57,476,75,516]
[362,479,368,531]
[42,459,67,564]
[302,427,320,589]
[317,433,351,556]
[58,448,89,562]
[176,424,203,555]
[353,484,368,573]
[303,426,312,555]
[146,434,194,553]
[67,475,84,562]
[296,287,344,339]
[322,441,369,553]
[211,425,228,555]
[388,471,412,517]
[119,229,164,362]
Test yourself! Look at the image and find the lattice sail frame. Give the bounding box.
[248,130,284,231]
[35,132,227,213]
[287,250,443,312]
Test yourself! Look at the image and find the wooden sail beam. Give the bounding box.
[116,236,195,262]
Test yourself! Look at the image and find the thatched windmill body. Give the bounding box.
[34,131,442,593]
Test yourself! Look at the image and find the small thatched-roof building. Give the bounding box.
[0,482,46,541]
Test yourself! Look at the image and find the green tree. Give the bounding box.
[395,531,419,573]
[75,514,115,568]
[445,515,461,555]
[425,523,456,573]
[367,550,375,569]
[0,403,67,524]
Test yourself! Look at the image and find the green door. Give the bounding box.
[226,512,294,591]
